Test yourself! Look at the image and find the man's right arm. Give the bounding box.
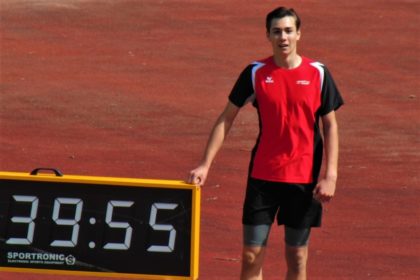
[188,101,240,186]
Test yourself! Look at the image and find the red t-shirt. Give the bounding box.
[229,56,343,184]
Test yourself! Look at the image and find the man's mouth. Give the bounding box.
[279,44,288,48]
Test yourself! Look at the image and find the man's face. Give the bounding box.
[267,16,301,56]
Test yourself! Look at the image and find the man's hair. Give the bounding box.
[265,7,301,32]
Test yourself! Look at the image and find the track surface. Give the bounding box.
[1,0,419,279]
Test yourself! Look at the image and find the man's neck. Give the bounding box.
[273,53,302,69]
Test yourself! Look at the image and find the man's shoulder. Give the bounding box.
[302,56,331,72]
[237,56,272,77]
[301,56,322,67]
[248,56,272,67]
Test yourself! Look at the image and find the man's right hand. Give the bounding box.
[188,164,209,186]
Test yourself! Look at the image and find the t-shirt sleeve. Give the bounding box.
[319,66,344,116]
[228,64,255,107]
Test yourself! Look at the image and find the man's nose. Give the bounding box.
[280,31,287,40]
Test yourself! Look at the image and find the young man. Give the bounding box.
[188,7,343,280]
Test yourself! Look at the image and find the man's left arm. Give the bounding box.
[314,110,339,203]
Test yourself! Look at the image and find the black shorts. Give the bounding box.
[242,177,322,228]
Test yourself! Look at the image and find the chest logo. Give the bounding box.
[296,80,310,85]
[265,76,274,84]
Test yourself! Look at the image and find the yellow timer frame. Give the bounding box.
[0,168,200,280]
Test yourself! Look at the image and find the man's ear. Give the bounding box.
[296,29,301,41]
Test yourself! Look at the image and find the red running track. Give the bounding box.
[1,0,419,279]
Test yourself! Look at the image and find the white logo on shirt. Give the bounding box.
[265,76,274,83]
[296,80,310,85]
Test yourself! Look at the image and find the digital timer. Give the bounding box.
[0,169,200,279]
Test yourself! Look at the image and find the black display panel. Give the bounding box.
[0,178,198,278]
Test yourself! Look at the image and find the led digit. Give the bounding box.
[6,195,39,245]
[147,203,178,253]
[50,198,83,247]
[103,200,134,250]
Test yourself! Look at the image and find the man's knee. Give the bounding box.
[242,246,265,267]
[285,245,308,273]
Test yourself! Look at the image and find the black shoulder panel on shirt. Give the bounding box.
[319,66,344,116]
[228,64,256,108]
